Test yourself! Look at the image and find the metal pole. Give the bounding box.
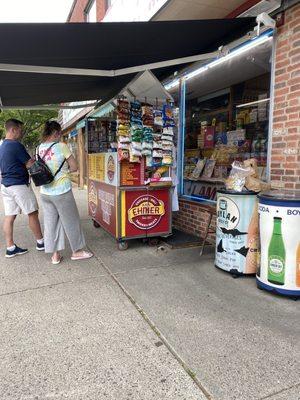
[177,78,186,196]
[266,32,276,182]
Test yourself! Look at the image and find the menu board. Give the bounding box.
[120,160,145,186]
[89,154,105,182]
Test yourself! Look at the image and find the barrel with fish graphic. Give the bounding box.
[215,190,259,275]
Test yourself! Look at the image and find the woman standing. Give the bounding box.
[39,121,93,264]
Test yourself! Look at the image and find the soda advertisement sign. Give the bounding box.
[257,198,300,296]
[215,193,259,275]
[122,189,170,238]
[88,180,117,236]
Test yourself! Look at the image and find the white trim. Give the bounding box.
[165,33,273,90]
[236,98,270,108]
[0,51,218,78]
[0,102,98,110]
[0,63,113,77]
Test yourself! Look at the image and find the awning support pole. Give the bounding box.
[0,51,218,78]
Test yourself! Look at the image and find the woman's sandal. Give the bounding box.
[52,256,63,265]
[71,251,94,261]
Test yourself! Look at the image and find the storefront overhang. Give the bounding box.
[87,70,174,119]
[0,18,255,107]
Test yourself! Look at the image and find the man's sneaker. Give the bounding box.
[5,245,28,258]
[36,242,45,251]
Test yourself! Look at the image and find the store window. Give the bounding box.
[85,0,97,22]
[183,75,270,202]
[181,37,272,203]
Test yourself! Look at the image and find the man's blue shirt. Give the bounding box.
[0,139,30,187]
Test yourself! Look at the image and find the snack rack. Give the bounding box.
[87,71,174,250]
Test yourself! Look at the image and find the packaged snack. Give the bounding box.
[202,159,216,178]
[119,136,131,144]
[131,142,142,151]
[142,149,152,156]
[129,154,141,163]
[154,109,163,126]
[190,159,206,180]
[118,148,129,161]
[213,165,228,179]
[215,132,227,145]
[162,155,173,165]
[204,127,215,148]
[163,127,174,136]
[146,156,153,167]
[153,150,163,158]
[163,104,175,127]
[118,143,130,150]
[225,161,252,192]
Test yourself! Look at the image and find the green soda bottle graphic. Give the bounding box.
[268,217,285,286]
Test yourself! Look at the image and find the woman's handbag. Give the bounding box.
[29,143,65,187]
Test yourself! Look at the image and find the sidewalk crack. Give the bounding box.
[0,274,107,297]
[260,382,300,399]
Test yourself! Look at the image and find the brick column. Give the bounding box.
[271,3,300,190]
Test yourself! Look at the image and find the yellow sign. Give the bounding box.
[89,154,105,182]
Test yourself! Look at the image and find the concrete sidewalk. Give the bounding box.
[0,187,299,400]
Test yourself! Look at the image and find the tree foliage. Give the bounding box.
[0,109,58,149]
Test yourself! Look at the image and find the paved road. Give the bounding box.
[0,187,299,400]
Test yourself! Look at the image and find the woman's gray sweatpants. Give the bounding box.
[40,190,86,254]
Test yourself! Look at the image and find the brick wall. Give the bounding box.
[68,0,106,22]
[173,199,216,243]
[271,3,300,190]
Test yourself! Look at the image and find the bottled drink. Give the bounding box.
[268,217,285,286]
[296,243,300,288]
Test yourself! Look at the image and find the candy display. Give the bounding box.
[161,104,175,166]
[117,99,130,161]
[114,98,175,167]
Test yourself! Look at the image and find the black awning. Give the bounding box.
[0,19,255,107]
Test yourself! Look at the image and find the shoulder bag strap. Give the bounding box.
[40,142,56,161]
[53,158,66,177]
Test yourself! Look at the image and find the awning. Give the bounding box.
[0,19,255,107]
[88,70,174,119]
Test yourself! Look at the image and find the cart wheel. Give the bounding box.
[93,220,100,228]
[148,238,159,246]
[118,241,128,251]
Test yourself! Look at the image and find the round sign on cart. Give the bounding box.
[257,190,300,298]
[215,190,259,276]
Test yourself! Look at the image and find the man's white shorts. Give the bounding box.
[1,184,38,216]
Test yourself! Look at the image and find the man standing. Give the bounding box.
[0,119,44,257]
